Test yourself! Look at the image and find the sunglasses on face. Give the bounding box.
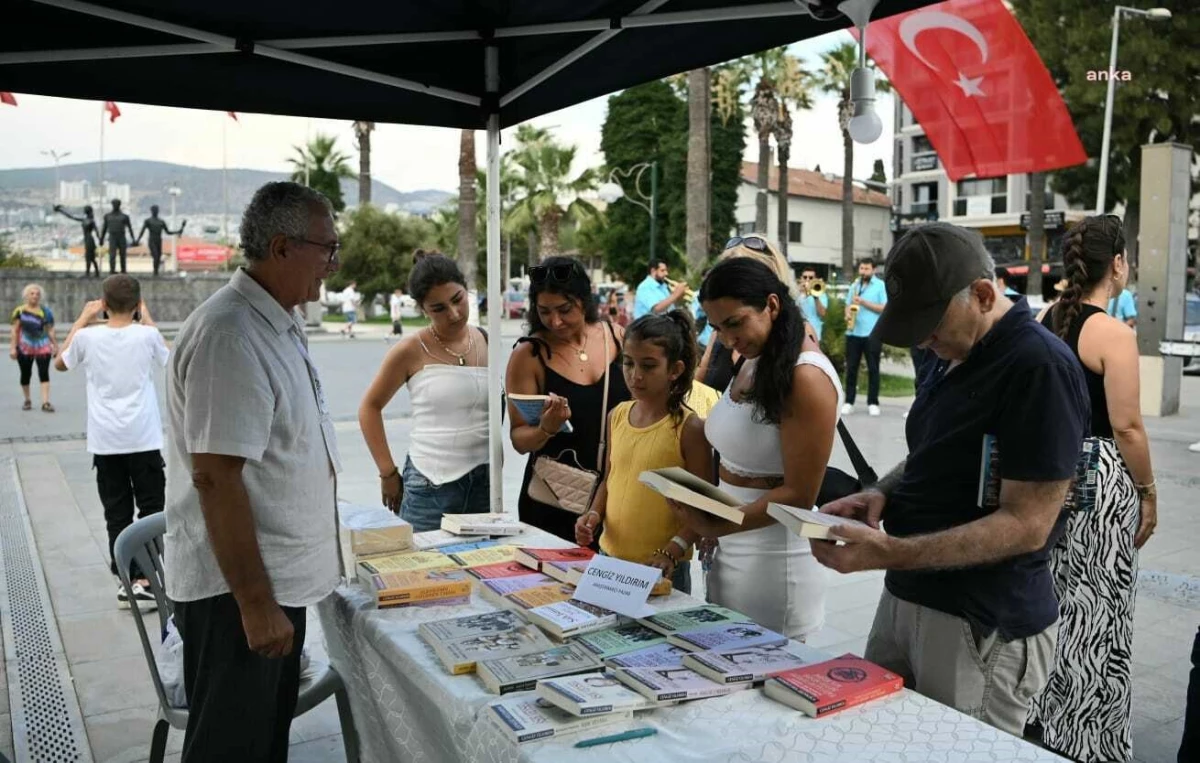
[529,261,582,284]
[724,236,769,253]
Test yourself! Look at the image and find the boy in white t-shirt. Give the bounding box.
[339,281,361,338]
[387,287,404,343]
[55,275,169,610]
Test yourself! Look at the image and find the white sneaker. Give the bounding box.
[1189,441,1200,453]
[117,582,157,612]
[868,405,881,417]
[841,403,854,416]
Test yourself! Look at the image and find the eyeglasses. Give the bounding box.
[724,236,769,253]
[290,237,341,265]
[529,261,582,285]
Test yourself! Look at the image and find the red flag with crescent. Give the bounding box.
[104,101,121,122]
[0,92,16,107]
[860,0,1086,180]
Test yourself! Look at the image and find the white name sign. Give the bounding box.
[573,555,660,618]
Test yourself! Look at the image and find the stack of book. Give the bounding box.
[574,623,667,661]
[477,573,554,606]
[337,503,414,579]
[483,694,628,744]
[666,621,788,653]
[441,513,523,537]
[610,665,750,702]
[536,674,660,716]
[476,642,605,694]
[638,604,750,636]
[682,642,824,685]
[762,653,904,717]
[418,610,554,674]
[513,546,596,573]
[357,550,462,575]
[357,566,474,609]
[447,545,520,568]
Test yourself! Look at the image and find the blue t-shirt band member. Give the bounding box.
[633,258,688,320]
[797,267,829,341]
[842,257,888,415]
[811,222,1089,739]
[994,266,1021,298]
[1107,288,1137,327]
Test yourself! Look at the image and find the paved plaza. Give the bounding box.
[0,321,1196,762]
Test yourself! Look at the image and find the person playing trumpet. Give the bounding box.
[797,267,829,342]
[634,258,690,320]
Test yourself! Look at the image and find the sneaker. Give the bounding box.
[841,403,855,416]
[868,405,881,417]
[1189,441,1200,453]
[117,582,157,612]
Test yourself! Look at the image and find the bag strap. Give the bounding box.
[596,324,612,469]
[836,420,878,487]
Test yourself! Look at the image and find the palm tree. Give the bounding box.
[773,104,793,257]
[685,67,712,275]
[352,121,375,206]
[506,125,598,260]
[289,133,356,212]
[809,42,891,275]
[457,129,478,290]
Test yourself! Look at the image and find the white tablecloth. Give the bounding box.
[318,527,1064,763]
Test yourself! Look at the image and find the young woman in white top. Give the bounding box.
[359,251,489,530]
[670,257,843,639]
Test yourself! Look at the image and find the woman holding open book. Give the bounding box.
[506,257,631,542]
[669,257,843,640]
[359,251,490,531]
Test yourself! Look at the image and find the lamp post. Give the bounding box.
[1095,6,1172,213]
[41,149,71,203]
[598,161,658,261]
[168,185,182,272]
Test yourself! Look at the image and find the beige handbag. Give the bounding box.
[526,327,611,516]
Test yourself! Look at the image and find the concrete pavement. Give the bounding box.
[1,330,1197,762]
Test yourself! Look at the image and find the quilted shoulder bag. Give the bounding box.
[526,327,612,515]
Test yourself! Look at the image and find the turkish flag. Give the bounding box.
[861,0,1086,180]
[227,111,238,121]
[104,101,121,122]
[0,92,16,107]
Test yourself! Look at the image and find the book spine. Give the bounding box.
[500,679,538,694]
[377,582,471,604]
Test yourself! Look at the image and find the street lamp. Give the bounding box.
[168,185,182,272]
[1095,6,1172,213]
[41,149,71,203]
[598,162,659,260]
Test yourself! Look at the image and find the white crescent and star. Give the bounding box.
[899,10,990,98]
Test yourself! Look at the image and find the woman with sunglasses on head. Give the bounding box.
[359,250,490,530]
[1025,215,1156,763]
[670,256,841,640]
[506,256,631,542]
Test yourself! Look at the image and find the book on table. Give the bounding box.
[448,545,520,567]
[338,502,414,556]
[536,674,660,716]
[666,621,789,653]
[543,559,590,586]
[604,642,692,670]
[358,550,462,574]
[503,582,578,611]
[418,609,531,643]
[766,503,872,541]
[639,604,750,636]
[483,695,629,744]
[440,513,523,536]
[478,574,554,606]
[412,529,471,551]
[513,546,596,573]
[358,567,474,609]
[637,467,745,526]
[610,665,750,702]
[476,643,604,695]
[763,653,904,717]
[682,642,825,685]
[466,561,538,580]
[425,623,555,675]
[506,393,575,434]
[435,539,500,556]
[525,600,617,640]
[575,623,667,661]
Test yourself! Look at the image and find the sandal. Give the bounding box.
[41,402,55,413]
[22,400,32,411]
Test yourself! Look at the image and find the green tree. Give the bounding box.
[329,205,436,299]
[870,159,887,184]
[1011,0,1199,261]
[507,125,598,259]
[288,133,356,212]
[809,42,891,274]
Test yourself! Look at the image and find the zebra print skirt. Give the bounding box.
[1028,437,1140,762]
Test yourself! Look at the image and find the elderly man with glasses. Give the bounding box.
[164,181,343,761]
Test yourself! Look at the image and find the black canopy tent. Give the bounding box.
[2,0,935,511]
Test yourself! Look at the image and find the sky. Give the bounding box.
[0,30,894,194]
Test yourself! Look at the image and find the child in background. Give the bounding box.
[575,312,712,593]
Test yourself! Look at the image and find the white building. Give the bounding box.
[735,162,893,278]
[58,179,131,206]
[890,100,1089,275]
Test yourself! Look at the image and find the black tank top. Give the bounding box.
[1041,303,1112,438]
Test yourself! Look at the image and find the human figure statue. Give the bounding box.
[135,205,186,277]
[53,204,101,278]
[98,199,135,274]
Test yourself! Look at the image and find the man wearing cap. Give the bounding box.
[812,222,1089,737]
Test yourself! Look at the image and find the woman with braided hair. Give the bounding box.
[1027,215,1156,763]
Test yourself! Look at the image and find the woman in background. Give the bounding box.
[9,283,57,412]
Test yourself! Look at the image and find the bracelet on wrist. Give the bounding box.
[669,535,690,553]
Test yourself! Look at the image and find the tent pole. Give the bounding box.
[485,45,504,514]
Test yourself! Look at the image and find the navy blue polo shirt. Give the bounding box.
[884,299,1089,641]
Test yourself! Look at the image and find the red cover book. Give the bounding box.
[764,654,903,717]
[513,547,596,572]
[466,561,537,580]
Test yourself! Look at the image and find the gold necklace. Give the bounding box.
[430,326,473,366]
[558,327,590,362]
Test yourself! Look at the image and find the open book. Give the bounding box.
[638,468,744,525]
[766,503,870,541]
[507,394,574,433]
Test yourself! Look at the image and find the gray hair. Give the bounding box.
[953,249,998,303]
[239,182,334,262]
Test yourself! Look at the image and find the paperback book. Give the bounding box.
[478,574,553,606]
[682,642,825,685]
[358,550,461,574]
[448,545,520,567]
[358,567,473,609]
[507,394,575,434]
[575,623,667,660]
[514,546,596,573]
[543,559,591,586]
[435,539,500,556]
[763,653,904,717]
[766,503,872,541]
[526,600,617,639]
[604,642,691,669]
[418,609,530,642]
[412,529,469,551]
[441,513,524,536]
[483,695,628,744]
[536,674,658,716]
[427,624,554,675]
[638,467,745,526]
[476,643,604,694]
[611,666,749,702]
[466,561,537,580]
[667,621,789,653]
[504,582,578,611]
[639,605,749,636]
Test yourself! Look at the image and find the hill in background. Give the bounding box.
[0,159,452,216]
